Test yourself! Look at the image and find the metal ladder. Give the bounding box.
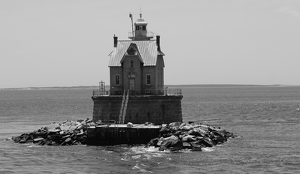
[118,90,129,124]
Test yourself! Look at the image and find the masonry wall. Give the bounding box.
[92,95,183,125]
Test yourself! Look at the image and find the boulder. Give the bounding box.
[33,137,44,143]
[190,142,202,151]
[182,135,196,142]
[146,121,236,151]
[182,142,192,149]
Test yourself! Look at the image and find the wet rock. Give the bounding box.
[170,141,183,151]
[182,135,196,142]
[12,119,235,150]
[12,136,22,143]
[146,122,235,152]
[62,137,73,145]
[145,138,159,148]
[33,137,44,143]
[158,136,180,151]
[37,139,46,145]
[190,142,202,151]
[127,122,133,128]
[19,134,30,143]
[197,138,213,147]
[182,142,192,149]
[12,119,91,146]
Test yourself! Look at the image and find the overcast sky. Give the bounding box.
[1,0,300,88]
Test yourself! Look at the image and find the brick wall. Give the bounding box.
[92,95,183,124]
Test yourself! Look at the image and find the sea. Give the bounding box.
[0,85,300,174]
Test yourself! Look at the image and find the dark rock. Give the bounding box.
[145,138,159,147]
[158,135,179,151]
[197,138,213,147]
[190,142,202,151]
[145,121,235,151]
[62,137,73,145]
[37,139,46,145]
[12,136,22,143]
[182,142,192,149]
[170,141,183,151]
[19,134,30,143]
[12,120,235,150]
[62,135,71,139]
[182,135,196,142]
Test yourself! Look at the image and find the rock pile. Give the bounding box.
[12,120,236,150]
[145,122,236,151]
[12,118,95,146]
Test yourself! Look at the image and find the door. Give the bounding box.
[129,79,135,94]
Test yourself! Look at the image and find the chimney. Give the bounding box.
[113,34,118,47]
[156,35,161,51]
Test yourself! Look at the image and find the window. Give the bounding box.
[142,26,146,30]
[127,47,136,55]
[115,75,120,85]
[130,60,134,68]
[146,74,151,85]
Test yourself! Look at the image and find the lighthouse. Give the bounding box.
[92,13,182,125]
[109,13,164,96]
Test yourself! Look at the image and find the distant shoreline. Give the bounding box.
[1,84,298,91]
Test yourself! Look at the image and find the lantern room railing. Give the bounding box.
[128,31,155,39]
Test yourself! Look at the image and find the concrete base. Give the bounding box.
[92,95,183,125]
[86,124,161,145]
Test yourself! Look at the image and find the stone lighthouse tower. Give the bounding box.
[92,13,182,125]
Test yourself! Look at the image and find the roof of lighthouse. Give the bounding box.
[135,18,147,25]
[108,40,164,67]
[135,13,147,25]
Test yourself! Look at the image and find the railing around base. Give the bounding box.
[92,88,182,97]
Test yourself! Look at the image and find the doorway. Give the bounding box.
[129,78,135,94]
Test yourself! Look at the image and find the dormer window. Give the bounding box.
[130,60,134,68]
[127,47,136,55]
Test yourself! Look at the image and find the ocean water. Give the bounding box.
[0,86,300,174]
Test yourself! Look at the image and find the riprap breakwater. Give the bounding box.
[12,119,236,151]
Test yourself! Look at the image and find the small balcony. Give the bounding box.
[92,89,110,97]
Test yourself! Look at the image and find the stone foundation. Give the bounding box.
[92,95,183,124]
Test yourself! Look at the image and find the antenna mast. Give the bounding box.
[140,3,142,18]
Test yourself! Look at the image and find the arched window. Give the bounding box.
[130,60,134,68]
[115,75,120,85]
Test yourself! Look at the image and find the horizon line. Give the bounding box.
[1,84,299,90]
